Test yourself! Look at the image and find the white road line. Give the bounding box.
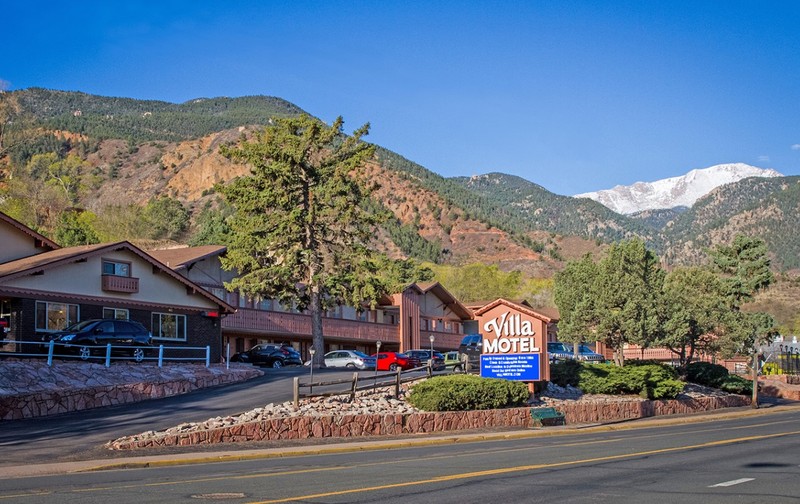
[709,478,755,488]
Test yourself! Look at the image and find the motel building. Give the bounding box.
[1,214,558,386]
[151,246,558,382]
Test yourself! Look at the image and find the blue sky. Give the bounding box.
[3,1,800,195]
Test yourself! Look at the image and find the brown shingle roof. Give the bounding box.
[147,245,227,270]
[1,212,60,252]
[0,241,235,313]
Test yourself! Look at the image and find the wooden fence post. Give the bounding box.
[351,372,358,402]
[395,368,401,398]
[293,376,300,410]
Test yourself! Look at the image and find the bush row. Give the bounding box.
[408,360,752,412]
[550,360,685,399]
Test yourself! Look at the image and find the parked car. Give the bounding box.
[45,319,152,361]
[310,350,376,370]
[372,351,421,371]
[443,350,465,372]
[547,342,575,362]
[231,344,303,368]
[577,344,605,363]
[405,349,446,371]
[458,333,482,370]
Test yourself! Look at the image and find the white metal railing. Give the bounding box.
[0,338,211,367]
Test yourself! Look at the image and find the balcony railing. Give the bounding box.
[420,329,465,351]
[101,274,139,293]
[222,308,400,343]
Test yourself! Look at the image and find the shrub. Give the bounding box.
[685,362,730,388]
[407,375,530,411]
[550,361,684,399]
[719,374,752,395]
[549,360,582,387]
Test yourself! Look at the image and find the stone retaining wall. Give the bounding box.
[107,394,750,450]
[0,363,262,420]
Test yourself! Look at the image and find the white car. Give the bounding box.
[306,350,376,370]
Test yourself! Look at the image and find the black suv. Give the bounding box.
[458,334,483,371]
[46,319,152,361]
[231,344,303,368]
[405,349,446,371]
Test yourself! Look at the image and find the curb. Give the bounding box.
[7,401,799,478]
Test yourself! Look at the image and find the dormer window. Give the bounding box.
[103,260,131,277]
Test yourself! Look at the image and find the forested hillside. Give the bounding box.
[661,176,800,270]
[3,88,800,277]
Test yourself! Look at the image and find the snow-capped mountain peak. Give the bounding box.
[574,163,783,215]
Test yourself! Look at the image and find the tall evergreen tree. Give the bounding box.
[593,239,664,366]
[218,115,428,366]
[553,254,599,358]
[656,266,729,369]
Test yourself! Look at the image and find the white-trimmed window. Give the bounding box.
[103,307,129,320]
[35,301,79,331]
[102,260,131,277]
[151,313,186,341]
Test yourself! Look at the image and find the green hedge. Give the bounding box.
[407,375,530,411]
[681,362,751,395]
[549,361,685,399]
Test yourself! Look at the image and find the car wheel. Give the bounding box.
[345,363,356,369]
[453,364,462,373]
[79,346,91,360]
[132,347,145,362]
[272,359,283,369]
[389,363,398,371]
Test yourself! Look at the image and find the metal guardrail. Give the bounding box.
[0,338,211,367]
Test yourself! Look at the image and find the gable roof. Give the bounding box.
[405,282,473,319]
[0,241,235,313]
[147,245,227,270]
[0,212,60,251]
[472,298,557,323]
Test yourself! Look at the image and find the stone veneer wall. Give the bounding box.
[108,394,750,450]
[0,367,262,421]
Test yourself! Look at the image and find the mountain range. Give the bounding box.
[575,163,784,214]
[2,88,800,276]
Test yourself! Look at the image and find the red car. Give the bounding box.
[372,351,421,371]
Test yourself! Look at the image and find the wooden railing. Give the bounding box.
[222,308,400,343]
[101,274,139,293]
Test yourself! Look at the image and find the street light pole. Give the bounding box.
[309,347,316,394]
[429,335,435,375]
[374,340,381,389]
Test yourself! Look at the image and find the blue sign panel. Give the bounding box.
[480,353,540,381]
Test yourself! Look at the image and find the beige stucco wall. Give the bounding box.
[419,291,459,319]
[1,226,47,264]
[4,250,218,309]
[178,256,236,287]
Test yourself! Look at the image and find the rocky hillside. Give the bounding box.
[3,88,800,277]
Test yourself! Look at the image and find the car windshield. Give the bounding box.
[65,320,98,331]
[579,345,595,353]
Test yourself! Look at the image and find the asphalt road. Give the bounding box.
[1,407,799,503]
[0,365,367,467]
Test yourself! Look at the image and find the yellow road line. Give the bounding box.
[247,429,800,504]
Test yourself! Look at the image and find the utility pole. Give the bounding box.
[751,347,759,409]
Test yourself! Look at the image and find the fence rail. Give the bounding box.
[0,338,211,367]
[292,365,440,408]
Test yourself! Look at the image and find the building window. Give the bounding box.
[102,260,131,277]
[103,307,129,320]
[151,313,187,341]
[35,302,79,331]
